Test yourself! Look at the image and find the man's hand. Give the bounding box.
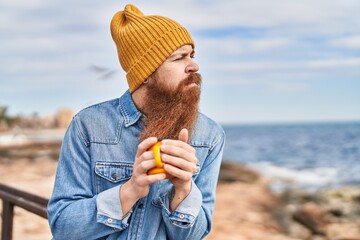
[161,129,198,212]
[120,137,167,216]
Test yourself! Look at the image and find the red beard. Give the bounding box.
[139,73,202,141]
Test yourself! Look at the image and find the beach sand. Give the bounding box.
[0,157,55,240]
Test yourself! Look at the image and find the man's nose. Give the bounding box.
[185,59,199,73]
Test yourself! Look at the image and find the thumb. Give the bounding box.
[178,128,188,143]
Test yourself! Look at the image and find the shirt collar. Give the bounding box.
[119,90,142,127]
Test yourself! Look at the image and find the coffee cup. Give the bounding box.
[147,142,173,178]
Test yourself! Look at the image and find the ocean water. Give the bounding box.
[222,122,360,190]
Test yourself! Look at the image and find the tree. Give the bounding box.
[0,105,20,129]
[0,105,8,120]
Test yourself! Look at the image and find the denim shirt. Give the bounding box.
[48,90,225,240]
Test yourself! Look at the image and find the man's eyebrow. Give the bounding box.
[170,50,195,58]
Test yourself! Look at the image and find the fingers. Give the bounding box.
[133,155,156,174]
[159,129,197,179]
[132,137,166,185]
[128,138,166,200]
[161,139,195,155]
[162,154,197,175]
[132,172,167,187]
[163,164,193,180]
[160,143,197,164]
[131,148,166,190]
[136,137,158,158]
[132,132,197,187]
[160,140,198,181]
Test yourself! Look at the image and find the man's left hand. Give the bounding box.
[160,128,198,211]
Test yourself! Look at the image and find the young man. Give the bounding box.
[48,4,225,240]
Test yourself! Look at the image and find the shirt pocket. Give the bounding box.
[95,162,133,194]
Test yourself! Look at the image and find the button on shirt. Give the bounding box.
[47,90,225,240]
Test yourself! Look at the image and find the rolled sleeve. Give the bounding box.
[96,185,132,229]
[160,180,202,228]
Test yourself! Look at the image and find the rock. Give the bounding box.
[318,187,360,220]
[326,207,344,218]
[326,223,360,239]
[292,202,328,235]
[310,236,327,240]
[287,221,313,240]
[218,162,260,183]
[321,187,360,204]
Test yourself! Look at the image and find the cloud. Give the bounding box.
[307,58,360,68]
[140,0,360,36]
[199,57,360,87]
[269,83,311,93]
[199,37,292,55]
[214,57,360,72]
[330,35,360,49]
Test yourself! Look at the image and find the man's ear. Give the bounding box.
[135,76,150,92]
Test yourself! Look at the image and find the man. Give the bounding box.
[48,4,225,240]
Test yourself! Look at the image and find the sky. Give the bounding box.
[1,0,360,124]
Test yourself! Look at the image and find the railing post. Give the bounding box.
[2,200,14,240]
[0,183,49,240]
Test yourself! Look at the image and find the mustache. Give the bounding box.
[181,73,202,87]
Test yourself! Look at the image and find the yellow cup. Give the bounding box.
[147,142,173,178]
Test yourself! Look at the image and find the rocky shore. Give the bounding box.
[208,162,360,240]
[0,144,359,239]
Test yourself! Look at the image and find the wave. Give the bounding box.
[247,161,339,191]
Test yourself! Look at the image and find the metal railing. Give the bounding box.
[0,183,48,240]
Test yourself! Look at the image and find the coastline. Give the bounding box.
[0,144,359,239]
[208,162,360,239]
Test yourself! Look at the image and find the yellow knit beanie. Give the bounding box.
[110,4,195,92]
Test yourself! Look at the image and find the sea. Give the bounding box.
[222,121,360,191]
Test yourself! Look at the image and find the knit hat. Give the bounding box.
[110,4,195,92]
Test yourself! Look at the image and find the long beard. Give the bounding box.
[139,73,202,141]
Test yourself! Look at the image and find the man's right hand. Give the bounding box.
[119,137,167,216]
